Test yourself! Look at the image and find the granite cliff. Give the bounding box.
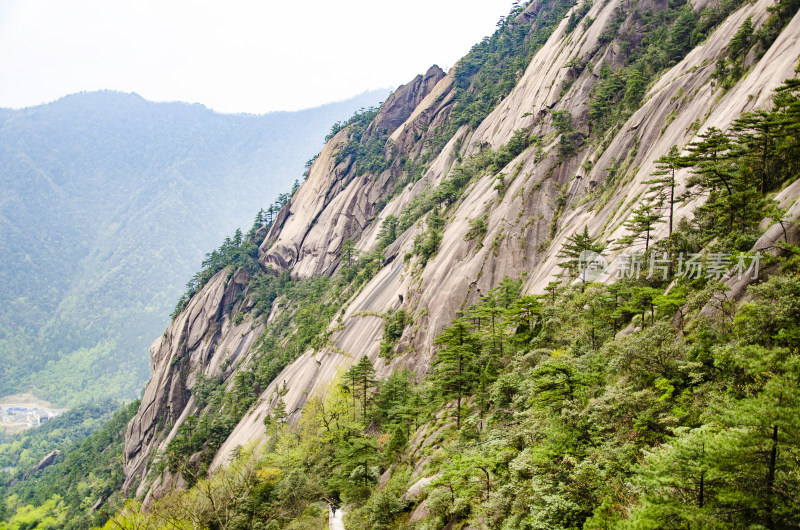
[122,0,800,507]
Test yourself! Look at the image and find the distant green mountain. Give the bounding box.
[0,89,389,406]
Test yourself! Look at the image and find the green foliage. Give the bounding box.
[755,0,800,58]
[587,0,751,137]
[627,276,800,528]
[556,226,605,285]
[101,228,800,529]
[343,357,378,420]
[730,16,755,61]
[447,1,571,130]
[0,401,119,475]
[712,17,756,89]
[379,309,409,359]
[566,2,593,34]
[412,210,445,266]
[464,215,488,244]
[377,215,400,250]
[327,106,395,179]
[552,110,584,158]
[677,78,800,249]
[172,228,260,318]
[644,144,681,260]
[615,201,663,252]
[433,318,482,429]
[0,401,138,529]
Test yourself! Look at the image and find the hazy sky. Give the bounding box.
[0,0,515,114]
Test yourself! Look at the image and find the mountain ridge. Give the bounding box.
[0,88,390,406]
[4,0,800,526]
[121,0,800,505]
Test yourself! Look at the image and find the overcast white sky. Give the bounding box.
[0,0,515,114]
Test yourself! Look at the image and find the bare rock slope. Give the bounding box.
[123,0,800,497]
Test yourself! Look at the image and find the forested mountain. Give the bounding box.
[2,0,800,527]
[0,89,389,406]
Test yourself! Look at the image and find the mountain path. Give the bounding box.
[329,506,345,530]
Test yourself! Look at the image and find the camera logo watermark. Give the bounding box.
[577,251,761,281]
[578,251,608,282]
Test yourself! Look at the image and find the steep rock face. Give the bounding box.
[123,66,457,496]
[122,267,264,495]
[124,0,800,498]
[258,66,449,278]
[368,65,446,134]
[211,2,800,468]
[349,0,800,373]
[211,254,411,469]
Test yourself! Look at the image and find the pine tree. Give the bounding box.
[377,215,399,250]
[336,435,379,491]
[507,295,543,346]
[344,356,377,420]
[666,5,698,64]
[729,17,754,61]
[531,359,586,409]
[494,276,522,308]
[629,425,721,527]
[544,278,562,305]
[341,238,357,268]
[654,287,687,331]
[265,398,288,437]
[273,398,287,424]
[383,427,408,461]
[246,208,267,240]
[557,226,605,290]
[712,369,800,529]
[684,127,740,235]
[732,110,778,195]
[581,284,613,350]
[374,370,412,427]
[627,286,662,327]
[356,356,377,420]
[433,317,480,429]
[616,201,663,253]
[646,145,682,267]
[605,282,630,335]
[471,293,507,356]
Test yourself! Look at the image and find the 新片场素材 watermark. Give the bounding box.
[577,251,761,281]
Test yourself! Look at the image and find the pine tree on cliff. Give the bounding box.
[344,356,377,420]
[377,215,399,250]
[646,145,682,268]
[616,201,664,253]
[557,226,605,291]
[433,317,480,430]
[683,127,739,235]
[732,110,777,195]
[342,238,357,268]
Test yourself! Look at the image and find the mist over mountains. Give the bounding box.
[0,88,390,406]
